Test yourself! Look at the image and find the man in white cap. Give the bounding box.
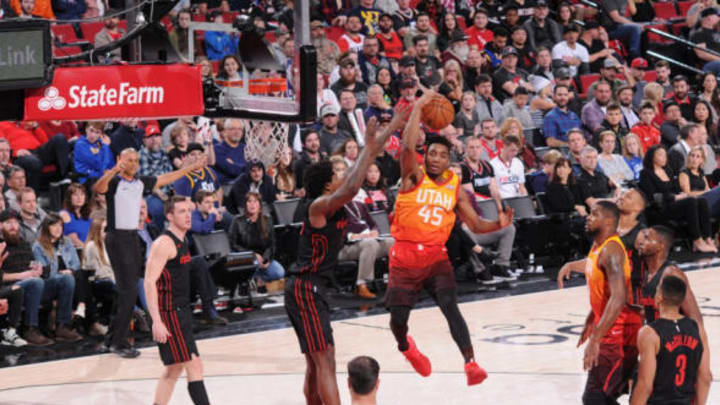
[319,104,355,155]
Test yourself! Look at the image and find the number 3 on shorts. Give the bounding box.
[419,205,443,226]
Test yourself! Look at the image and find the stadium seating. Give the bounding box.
[80,20,128,44]
[652,2,679,20]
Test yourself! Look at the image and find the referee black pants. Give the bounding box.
[106,229,142,348]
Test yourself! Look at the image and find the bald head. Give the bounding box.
[617,189,646,215]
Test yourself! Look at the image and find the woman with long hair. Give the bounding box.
[334,138,359,168]
[31,213,83,341]
[643,82,665,127]
[60,183,92,249]
[80,211,116,336]
[597,130,635,185]
[228,192,285,287]
[693,99,717,140]
[215,54,242,82]
[362,162,394,213]
[89,189,106,214]
[375,67,395,105]
[639,145,717,252]
[440,59,464,112]
[500,117,537,170]
[554,1,575,29]
[545,157,587,216]
[697,72,720,122]
[437,13,465,52]
[621,133,644,180]
[268,146,298,200]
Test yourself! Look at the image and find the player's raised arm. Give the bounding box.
[630,325,659,405]
[399,91,435,189]
[143,236,174,344]
[310,108,410,226]
[584,241,627,370]
[456,189,513,235]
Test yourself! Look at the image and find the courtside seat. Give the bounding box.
[677,1,694,16]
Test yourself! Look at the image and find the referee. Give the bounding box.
[94,148,205,358]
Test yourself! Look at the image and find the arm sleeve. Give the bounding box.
[73,142,93,176]
[262,217,276,261]
[213,144,246,178]
[543,114,559,140]
[191,211,216,234]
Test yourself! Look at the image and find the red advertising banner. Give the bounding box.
[25,64,204,120]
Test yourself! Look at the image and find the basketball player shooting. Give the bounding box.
[284,109,410,405]
[144,196,210,405]
[631,275,711,405]
[386,90,513,386]
[557,202,636,404]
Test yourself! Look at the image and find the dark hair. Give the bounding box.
[651,225,675,250]
[514,87,529,96]
[63,182,90,220]
[553,84,569,94]
[551,157,575,185]
[659,274,686,307]
[642,144,666,171]
[679,123,699,140]
[417,12,430,19]
[363,161,387,190]
[375,66,393,86]
[596,200,620,227]
[511,25,527,34]
[634,188,649,209]
[164,195,189,215]
[426,135,453,152]
[37,212,65,258]
[503,134,521,147]
[245,191,269,239]
[412,34,428,45]
[216,54,242,80]
[493,27,509,37]
[305,160,335,199]
[655,60,669,69]
[672,74,688,85]
[606,103,621,112]
[640,102,656,112]
[300,128,319,145]
[475,7,488,17]
[194,189,215,203]
[694,99,716,131]
[347,356,380,395]
[474,74,492,87]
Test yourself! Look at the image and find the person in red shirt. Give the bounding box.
[38,121,81,142]
[631,103,661,152]
[465,8,493,51]
[0,121,71,189]
[376,13,403,61]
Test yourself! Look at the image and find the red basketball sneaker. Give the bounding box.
[465,361,488,386]
[401,335,432,377]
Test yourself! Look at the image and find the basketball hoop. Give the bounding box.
[244,118,289,168]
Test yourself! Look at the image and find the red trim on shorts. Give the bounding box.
[170,311,190,361]
[160,311,180,363]
[295,279,316,352]
[603,357,623,393]
[305,280,326,351]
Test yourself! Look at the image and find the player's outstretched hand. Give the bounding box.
[557,263,572,289]
[152,321,171,344]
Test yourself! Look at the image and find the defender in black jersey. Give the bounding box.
[144,196,210,405]
[634,226,704,326]
[285,110,409,405]
[631,276,711,405]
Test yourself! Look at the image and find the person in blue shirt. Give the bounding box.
[542,84,582,147]
[191,190,224,234]
[621,133,644,180]
[213,119,246,185]
[204,10,239,60]
[74,121,115,184]
[59,183,92,249]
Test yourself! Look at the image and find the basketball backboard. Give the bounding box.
[192,0,316,124]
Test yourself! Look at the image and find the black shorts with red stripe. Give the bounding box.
[284,276,334,354]
[157,306,199,366]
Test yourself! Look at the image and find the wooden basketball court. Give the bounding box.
[0,269,717,404]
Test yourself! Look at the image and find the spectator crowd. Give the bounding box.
[2,0,720,360]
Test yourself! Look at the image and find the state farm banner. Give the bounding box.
[25,64,204,120]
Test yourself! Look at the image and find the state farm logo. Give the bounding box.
[36,82,165,111]
[37,87,67,111]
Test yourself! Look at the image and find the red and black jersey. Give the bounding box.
[640,261,673,324]
[157,230,191,311]
[647,317,703,405]
[295,203,347,282]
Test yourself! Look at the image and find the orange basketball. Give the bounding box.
[421,95,455,130]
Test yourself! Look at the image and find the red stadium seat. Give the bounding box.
[161,16,173,32]
[211,60,219,75]
[80,20,128,44]
[222,12,239,23]
[579,73,600,99]
[608,40,627,59]
[677,1,694,16]
[645,24,673,44]
[653,2,678,20]
[643,70,658,82]
[325,26,345,43]
[51,24,79,43]
[192,13,206,22]
[53,45,82,57]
